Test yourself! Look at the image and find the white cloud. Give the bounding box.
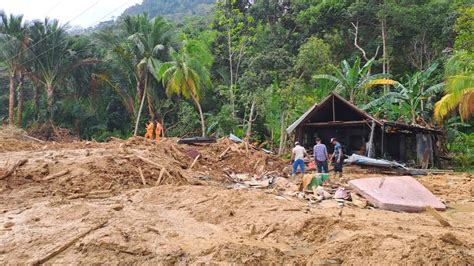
[0,0,142,28]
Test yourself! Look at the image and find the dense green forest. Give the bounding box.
[122,0,215,21]
[0,0,473,168]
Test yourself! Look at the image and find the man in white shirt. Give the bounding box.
[291,141,308,176]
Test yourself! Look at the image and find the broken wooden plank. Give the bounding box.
[135,155,163,169]
[218,147,231,159]
[42,170,70,181]
[31,220,107,265]
[282,208,302,212]
[23,135,45,143]
[0,159,28,180]
[138,167,146,186]
[155,168,166,186]
[190,154,201,169]
[425,206,451,227]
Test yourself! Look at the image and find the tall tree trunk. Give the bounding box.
[33,81,40,119]
[191,93,206,137]
[46,83,55,122]
[75,119,81,137]
[382,17,389,94]
[278,111,287,156]
[16,72,24,127]
[136,72,145,116]
[8,73,15,125]
[227,29,235,117]
[246,98,256,137]
[134,80,148,136]
[145,79,155,122]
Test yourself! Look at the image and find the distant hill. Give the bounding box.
[122,0,215,21]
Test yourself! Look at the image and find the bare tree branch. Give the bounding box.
[351,21,380,62]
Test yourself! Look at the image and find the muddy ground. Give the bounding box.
[0,130,473,264]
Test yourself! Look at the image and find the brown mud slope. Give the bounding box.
[0,133,473,264]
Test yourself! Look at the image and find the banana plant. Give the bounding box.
[364,63,444,124]
[314,57,396,103]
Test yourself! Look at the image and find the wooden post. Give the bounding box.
[332,95,336,122]
[367,120,375,158]
[381,124,385,158]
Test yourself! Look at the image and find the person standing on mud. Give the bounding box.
[154,119,163,142]
[291,141,308,176]
[313,138,329,173]
[330,138,344,178]
[144,119,163,142]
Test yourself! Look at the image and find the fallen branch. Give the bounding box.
[135,155,163,169]
[23,135,45,143]
[42,170,70,181]
[146,226,161,234]
[190,154,201,169]
[259,223,277,240]
[0,159,28,180]
[196,195,218,204]
[155,167,166,186]
[282,208,301,212]
[218,147,231,159]
[135,154,185,184]
[31,220,108,265]
[425,206,451,227]
[138,167,146,186]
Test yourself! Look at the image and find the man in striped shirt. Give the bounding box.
[313,138,329,173]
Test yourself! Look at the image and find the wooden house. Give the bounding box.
[286,92,442,166]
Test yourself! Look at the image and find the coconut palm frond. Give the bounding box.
[459,88,474,121]
[434,93,459,122]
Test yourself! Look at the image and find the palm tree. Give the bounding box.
[314,57,396,103]
[364,63,444,124]
[158,39,213,137]
[434,51,474,122]
[0,13,29,125]
[96,14,174,135]
[29,19,96,121]
[122,14,174,135]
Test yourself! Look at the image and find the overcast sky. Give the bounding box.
[0,0,142,28]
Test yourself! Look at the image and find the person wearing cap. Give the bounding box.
[313,137,329,173]
[291,141,308,176]
[330,138,344,178]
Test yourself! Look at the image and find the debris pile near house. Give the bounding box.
[346,154,427,175]
[0,134,288,200]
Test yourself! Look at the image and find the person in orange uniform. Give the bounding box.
[155,120,163,142]
[144,121,154,140]
[144,119,164,142]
